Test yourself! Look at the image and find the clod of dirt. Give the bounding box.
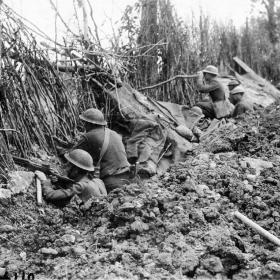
[40,248,58,256]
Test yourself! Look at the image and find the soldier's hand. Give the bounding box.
[35,170,47,181]
[49,175,58,183]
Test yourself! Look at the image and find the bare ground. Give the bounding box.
[1,106,280,279]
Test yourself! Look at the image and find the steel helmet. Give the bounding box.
[64,149,95,171]
[230,85,245,95]
[79,108,107,126]
[228,79,240,86]
[202,65,219,76]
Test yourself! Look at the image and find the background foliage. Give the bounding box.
[112,0,280,105]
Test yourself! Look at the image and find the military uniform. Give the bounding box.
[198,77,226,102]
[197,77,233,119]
[232,99,254,117]
[196,66,233,119]
[42,176,106,207]
[77,127,131,192]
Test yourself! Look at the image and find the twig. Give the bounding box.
[86,0,101,47]
[234,211,280,246]
[2,3,62,45]
[157,143,172,164]
[0,128,22,134]
[54,0,58,67]
[0,21,1,80]
[138,74,198,91]
[81,0,89,42]
[49,0,78,38]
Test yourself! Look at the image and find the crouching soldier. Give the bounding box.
[228,79,240,91]
[196,65,234,119]
[75,108,131,193]
[229,85,254,117]
[35,149,107,207]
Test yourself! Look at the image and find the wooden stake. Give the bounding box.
[234,211,280,246]
[36,177,43,206]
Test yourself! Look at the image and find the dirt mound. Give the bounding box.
[1,106,280,279]
[235,106,280,158]
[0,177,250,280]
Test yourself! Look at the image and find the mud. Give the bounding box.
[1,106,280,279]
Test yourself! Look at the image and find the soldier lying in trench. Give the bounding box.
[35,149,107,207]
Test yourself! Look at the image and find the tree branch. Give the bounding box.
[138,74,198,91]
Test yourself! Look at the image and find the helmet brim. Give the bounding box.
[79,114,107,126]
[64,152,95,172]
[230,91,244,95]
[202,70,218,76]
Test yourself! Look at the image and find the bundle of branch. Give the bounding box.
[45,43,128,122]
[0,4,78,158]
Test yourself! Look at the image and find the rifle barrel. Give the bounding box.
[12,156,74,183]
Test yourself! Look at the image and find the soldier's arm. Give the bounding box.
[42,180,76,202]
[197,79,220,93]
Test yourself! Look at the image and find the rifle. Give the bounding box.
[12,156,74,184]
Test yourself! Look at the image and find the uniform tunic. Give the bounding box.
[232,99,254,117]
[197,77,226,102]
[76,127,131,192]
[42,176,107,207]
[196,77,232,118]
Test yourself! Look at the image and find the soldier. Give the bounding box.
[76,108,131,193]
[35,149,107,207]
[229,85,254,117]
[196,65,234,119]
[228,79,241,91]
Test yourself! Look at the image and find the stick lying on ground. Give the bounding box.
[13,156,74,184]
[234,211,280,246]
[35,176,42,205]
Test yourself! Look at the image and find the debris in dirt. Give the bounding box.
[234,211,280,246]
[198,121,245,154]
[264,177,278,185]
[201,255,224,274]
[40,248,59,256]
[0,268,6,277]
[246,174,257,183]
[260,261,280,279]
[72,245,86,256]
[0,225,17,233]
[19,251,26,261]
[240,157,273,175]
[0,188,12,202]
[242,181,254,192]
[60,234,76,245]
[235,106,280,157]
